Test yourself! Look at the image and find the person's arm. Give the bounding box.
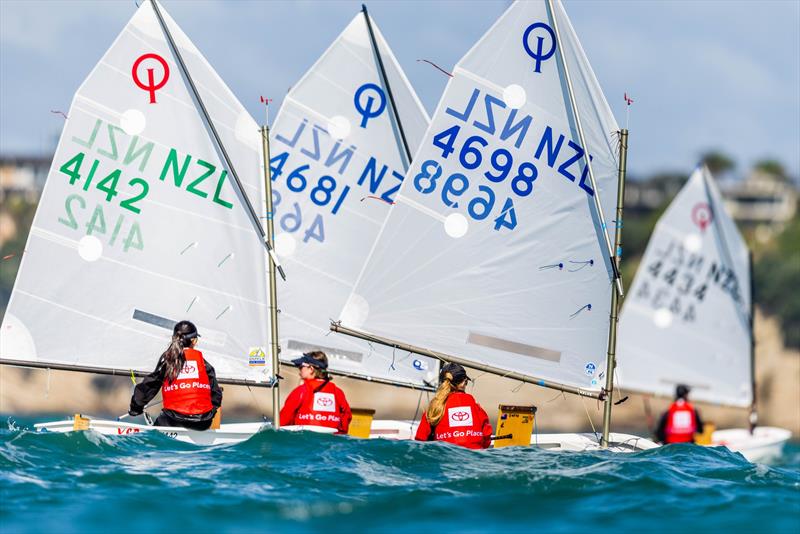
[655,411,668,443]
[479,406,493,449]
[204,359,222,409]
[694,409,704,433]
[414,413,432,441]
[279,385,303,426]
[336,387,352,434]
[129,357,166,415]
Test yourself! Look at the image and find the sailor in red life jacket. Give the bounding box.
[279,351,352,434]
[655,384,704,444]
[415,362,493,449]
[128,320,222,431]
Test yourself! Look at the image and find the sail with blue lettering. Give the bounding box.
[336,0,620,392]
[269,10,438,388]
[0,0,273,384]
[617,166,752,407]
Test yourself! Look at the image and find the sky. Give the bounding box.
[0,0,798,180]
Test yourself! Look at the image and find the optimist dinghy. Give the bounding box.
[331,0,658,452]
[1,0,278,443]
[616,166,791,462]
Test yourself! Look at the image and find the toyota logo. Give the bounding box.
[317,397,333,407]
[181,363,195,373]
[451,411,469,422]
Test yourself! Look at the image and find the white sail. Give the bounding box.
[269,11,438,387]
[0,1,273,384]
[337,0,620,392]
[617,166,752,407]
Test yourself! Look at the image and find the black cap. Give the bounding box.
[676,384,690,399]
[440,362,469,384]
[291,353,328,370]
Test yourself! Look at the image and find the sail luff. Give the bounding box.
[330,322,603,400]
[361,4,413,169]
[547,0,621,296]
[748,251,757,431]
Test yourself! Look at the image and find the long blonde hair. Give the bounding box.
[426,369,466,426]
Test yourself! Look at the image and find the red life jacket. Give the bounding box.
[291,379,349,431]
[664,399,698,443]
[429,392,491,449]
[161,348,213,415]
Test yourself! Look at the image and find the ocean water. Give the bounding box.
[1,417,798,533]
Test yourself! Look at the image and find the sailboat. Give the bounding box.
[0,0,276,445]
[616,165,791,462]
[268,5,439,399]
[330,0,657,451]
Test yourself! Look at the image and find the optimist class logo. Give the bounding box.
[691,203,713,232]
[132,53,170,104]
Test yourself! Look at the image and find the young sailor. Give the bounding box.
[128,320,222,431]
[415,362,492,449]
[279,352,352,433]
[655,384,705,444]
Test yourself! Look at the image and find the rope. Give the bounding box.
[247,384,269,419]
[580,394,600,441]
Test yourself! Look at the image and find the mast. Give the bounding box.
[546,0,622,298]
[330,323,603,400]
[748,251,757,433]
[261,125,282,428]
[150,0,285,281]
[600,129,628,447]
[361,4,413,169]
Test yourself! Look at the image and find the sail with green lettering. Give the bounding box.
[0,0,273,384]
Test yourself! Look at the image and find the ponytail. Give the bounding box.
[426,371,457,426]
[163,320,198,383]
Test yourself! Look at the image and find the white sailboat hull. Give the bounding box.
[531,432,660,453]
[711,426,792,463]
[34,419,268,446]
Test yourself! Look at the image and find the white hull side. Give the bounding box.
[531,432,660,453]
[35,419,267,446]
[711,426,792,463]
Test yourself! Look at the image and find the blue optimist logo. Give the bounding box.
[354,83,387,128]
[522,22,556,73]
[412,359,428,371]
[585,362,596,376]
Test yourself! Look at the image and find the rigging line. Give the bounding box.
[416,58,453,77]
[246,385,268,419]
[148,0,284,280]
[361,4,413,169]
[579,394,600,441]
[411,388,425,427]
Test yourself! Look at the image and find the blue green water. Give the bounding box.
[1,416,799,533]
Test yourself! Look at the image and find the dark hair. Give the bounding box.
[305,351,329,380]
[163,320,198,383]
[676,384,690,400]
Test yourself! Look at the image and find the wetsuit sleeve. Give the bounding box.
[336,387,352,434]
[415,413,432,441]
[655,411,668,443]
[279,385,304,426]
[478,405,493,449]
[129,356,166,415]
[204,359,223,409]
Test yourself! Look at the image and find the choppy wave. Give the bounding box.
[1,417,798,533]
